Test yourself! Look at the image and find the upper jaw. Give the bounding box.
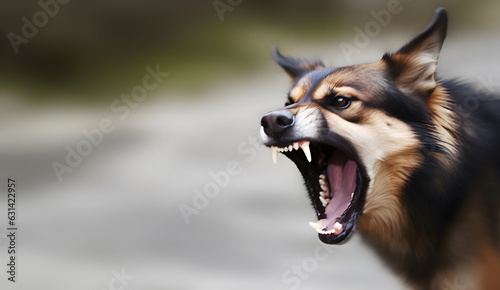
[270,140,312,164]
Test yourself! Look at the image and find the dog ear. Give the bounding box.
[383,8,448,94]
[273,46,324,82]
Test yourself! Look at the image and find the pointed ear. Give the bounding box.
[273,46,325,82]
[382,8,448,94]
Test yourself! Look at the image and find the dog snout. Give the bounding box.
[261,110,295,139]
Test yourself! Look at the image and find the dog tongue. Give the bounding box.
[323,150,357,231]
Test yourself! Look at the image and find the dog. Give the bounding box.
[260,8,500,290]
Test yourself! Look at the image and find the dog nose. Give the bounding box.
[261,110,295,138]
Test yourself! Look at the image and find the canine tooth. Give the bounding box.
[351,192,354,199]
[293,142,299,150]
[272,147,278,164]
[301,141,312,162]
[333,222,343,232]
[309,221,321,230]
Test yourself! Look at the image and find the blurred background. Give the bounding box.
[0,0,499,289]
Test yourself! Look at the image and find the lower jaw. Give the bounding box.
[318,211,359,244]
[309,167,365,244]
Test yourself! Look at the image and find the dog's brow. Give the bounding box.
[312,84,361,100]
[312,83,335,100]
[335,86,361,97]
[290,79,311,103]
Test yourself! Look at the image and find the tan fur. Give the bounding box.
[322,109,422,247]
[427,85,459,159]
[391,52,438,93]
[311,83,362,101]
[290,78,311,103]
[475,239,500,290]
[334,86,362,99]
[311,83,335,100]
[468,189,500,290]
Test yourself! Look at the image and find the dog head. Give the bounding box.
[260,8,451,244]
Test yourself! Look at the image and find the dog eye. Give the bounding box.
[331,96,351,108]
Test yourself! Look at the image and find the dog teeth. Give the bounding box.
[319,194,330,207]
[319,191,329,201]
[319,196,327,206]
[319,175,326,187]
[309,221,321,230]
[317,228,336,234]
[351,192,354,199]
[323,228,336,234]
[319,175,329,196]
[271,146,278,164]
[300,141,312,162]
[319,174,330,206]
[308,221,342,234]
[333,222,343,232]
[270,141,312,163]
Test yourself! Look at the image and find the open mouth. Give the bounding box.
[270,140,367,244]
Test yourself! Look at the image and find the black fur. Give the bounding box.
[262,8,500,289]
[367,79,500,287]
